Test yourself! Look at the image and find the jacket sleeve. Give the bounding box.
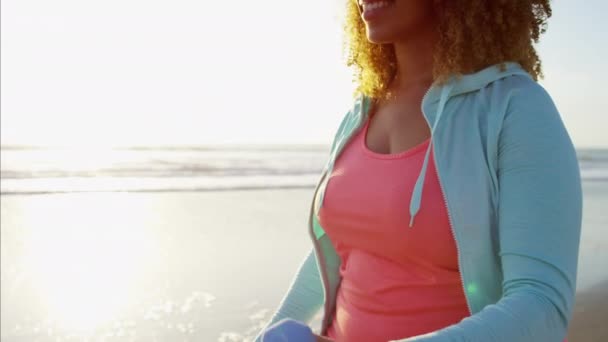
[252,248,325,342]
[391,81,583,341]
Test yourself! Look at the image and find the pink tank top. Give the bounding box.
[318,115,470,341]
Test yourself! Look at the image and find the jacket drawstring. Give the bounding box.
[409,83,455,228]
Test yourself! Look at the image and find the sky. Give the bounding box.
[1,0,607,148]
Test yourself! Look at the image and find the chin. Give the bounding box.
[366,20,433,45]
[366,25,401,44]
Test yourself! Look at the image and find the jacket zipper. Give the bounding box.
[429,113,474,317]
[419,79,472,315]
[307,169,334,333]
[420,77,472,316]
[312,100,369,334]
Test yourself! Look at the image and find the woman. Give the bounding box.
[256,0,581,341]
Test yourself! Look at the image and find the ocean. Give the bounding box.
[1,146,607,341]
[0,146,331,195]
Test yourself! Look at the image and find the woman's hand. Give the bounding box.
[313,333,334,342]
[259,318,315,342]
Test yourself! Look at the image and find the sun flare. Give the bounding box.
[22,194,159,333]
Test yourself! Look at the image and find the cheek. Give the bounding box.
[392,1,435,31]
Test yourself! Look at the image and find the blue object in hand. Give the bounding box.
[260,318,315,342]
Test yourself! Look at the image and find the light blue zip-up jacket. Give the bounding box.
[255,61,582,342]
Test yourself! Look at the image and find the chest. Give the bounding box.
[318,119,458,270]
[365,96,432,156]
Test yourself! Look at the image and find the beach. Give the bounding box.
[1,188,317,341]
[568,280,608,341]
[0,179,606,341]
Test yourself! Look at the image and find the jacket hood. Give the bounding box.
[424,61,533,103]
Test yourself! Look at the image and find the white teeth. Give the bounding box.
[362,1,392,12]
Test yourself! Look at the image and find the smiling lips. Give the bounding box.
[358,0,395,20]
[360,0,393,12]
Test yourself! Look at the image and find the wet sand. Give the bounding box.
[568,280,608,342]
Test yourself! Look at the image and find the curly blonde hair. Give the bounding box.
[343,0,552,99]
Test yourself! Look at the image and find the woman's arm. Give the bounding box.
[390,81,582,341]
[253,248,325,342]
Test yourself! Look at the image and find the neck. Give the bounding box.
[389,23,438,94]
